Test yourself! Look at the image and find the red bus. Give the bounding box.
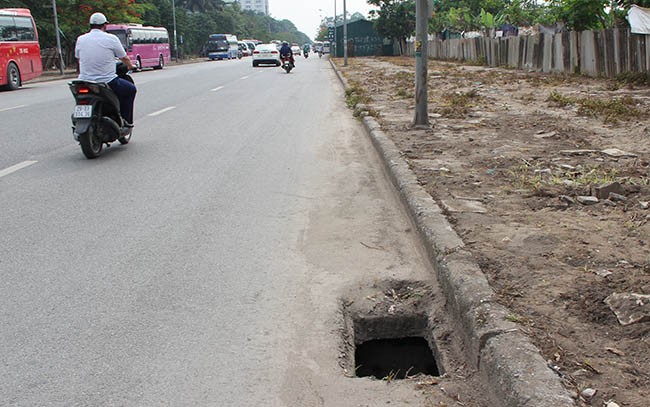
[0,8,42,90]
[106,24,171,70]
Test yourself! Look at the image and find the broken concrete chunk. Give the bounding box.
[604,293,650,326]
[593,181,624,200]
[640,201,649,210]
[595,269,613,277]
[601,148,638,158]
[608,192,627,202]
[440,198,487,213]
[560,149,598,156]
[577,196,599,205]
[581,388,597,400]
[534,131,557,139]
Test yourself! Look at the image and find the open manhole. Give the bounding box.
[340,280,443,380]
[355,336,440,379]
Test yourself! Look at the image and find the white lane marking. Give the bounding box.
[211,86,224,92]
[0,105,27,113]
[148,106,176,116]
[240,76,249,80]
[0,160,37,178]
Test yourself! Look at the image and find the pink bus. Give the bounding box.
[106,24,171,70]
[0,8,42,90]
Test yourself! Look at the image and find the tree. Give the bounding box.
[556,0,609,31]
[498,0,545,26]
[4,0,311,61]
[616,0,650,7]
[368,0,416,54]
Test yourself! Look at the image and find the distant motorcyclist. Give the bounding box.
[279,41,295,68]
[302,43,310,57]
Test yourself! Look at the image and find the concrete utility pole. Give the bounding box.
[413,0,430,127]
[51,0,64,74]
[343,0,348,66]
[334,0,337,57]
[172,0,178,61]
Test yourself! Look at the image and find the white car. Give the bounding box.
[291,45,301,56]
[252,44,281,67]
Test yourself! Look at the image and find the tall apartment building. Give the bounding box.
[240,0,269,15]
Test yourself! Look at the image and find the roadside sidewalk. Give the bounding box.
[329,59,576,407]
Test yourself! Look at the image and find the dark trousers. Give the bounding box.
[108,77,137,124]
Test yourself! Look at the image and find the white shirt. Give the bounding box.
[75,28,126,82]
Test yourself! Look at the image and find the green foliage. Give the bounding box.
[428,0,632,33]
[367,0,416,54]
[480,8,496,29]
[4,0,310,61]
[16,0,649,63]
[556,0,609,31]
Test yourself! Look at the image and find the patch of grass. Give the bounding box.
[546,91,644,123]
[391,71,415,99]
[466,56,487,66]
[396,88,412,99]
[393,71,413,81]
[506,314,524,323]
[547,90,574,107]
[507,162,622,193]
[434,89,482,118]
[616,71,650,86]
[345,81,371,108]
[575,166,619,186]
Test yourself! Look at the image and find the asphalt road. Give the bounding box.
[0,57,448,406]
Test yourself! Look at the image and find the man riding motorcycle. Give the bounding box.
[74,12,137,127]
[279,41,295,68]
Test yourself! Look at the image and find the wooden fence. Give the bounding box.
[405,28,650,77]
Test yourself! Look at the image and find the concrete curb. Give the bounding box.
[330,59,575,406]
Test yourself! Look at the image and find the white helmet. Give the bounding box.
[89,12,108,25]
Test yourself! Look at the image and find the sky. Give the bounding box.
[268,0,375,40]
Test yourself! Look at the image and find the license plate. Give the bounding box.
[73,105,92,118]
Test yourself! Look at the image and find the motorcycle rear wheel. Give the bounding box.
[79,125,103,159]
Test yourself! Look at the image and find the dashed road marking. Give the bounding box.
[0,160,37,179]
[0,105,27,113]
[148,106,176,116]
[211,86,224,92]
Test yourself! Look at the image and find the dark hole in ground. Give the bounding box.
[355,336,439,379]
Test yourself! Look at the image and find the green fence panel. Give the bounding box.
[334,20,394,57]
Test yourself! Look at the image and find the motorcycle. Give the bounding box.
[303,51,309,58]
[68,63,134,159]
[281,56,294,73]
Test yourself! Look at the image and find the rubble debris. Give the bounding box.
[604,293,650,326]
[601,148,638,158]
[577,196,599,205]
[593,182,624,200]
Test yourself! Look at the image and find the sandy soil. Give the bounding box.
[335,56,650,407]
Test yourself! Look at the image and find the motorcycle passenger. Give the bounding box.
[279,41,295,68]
[75,12,137,127]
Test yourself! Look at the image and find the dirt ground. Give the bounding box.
[334,56,650,407]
